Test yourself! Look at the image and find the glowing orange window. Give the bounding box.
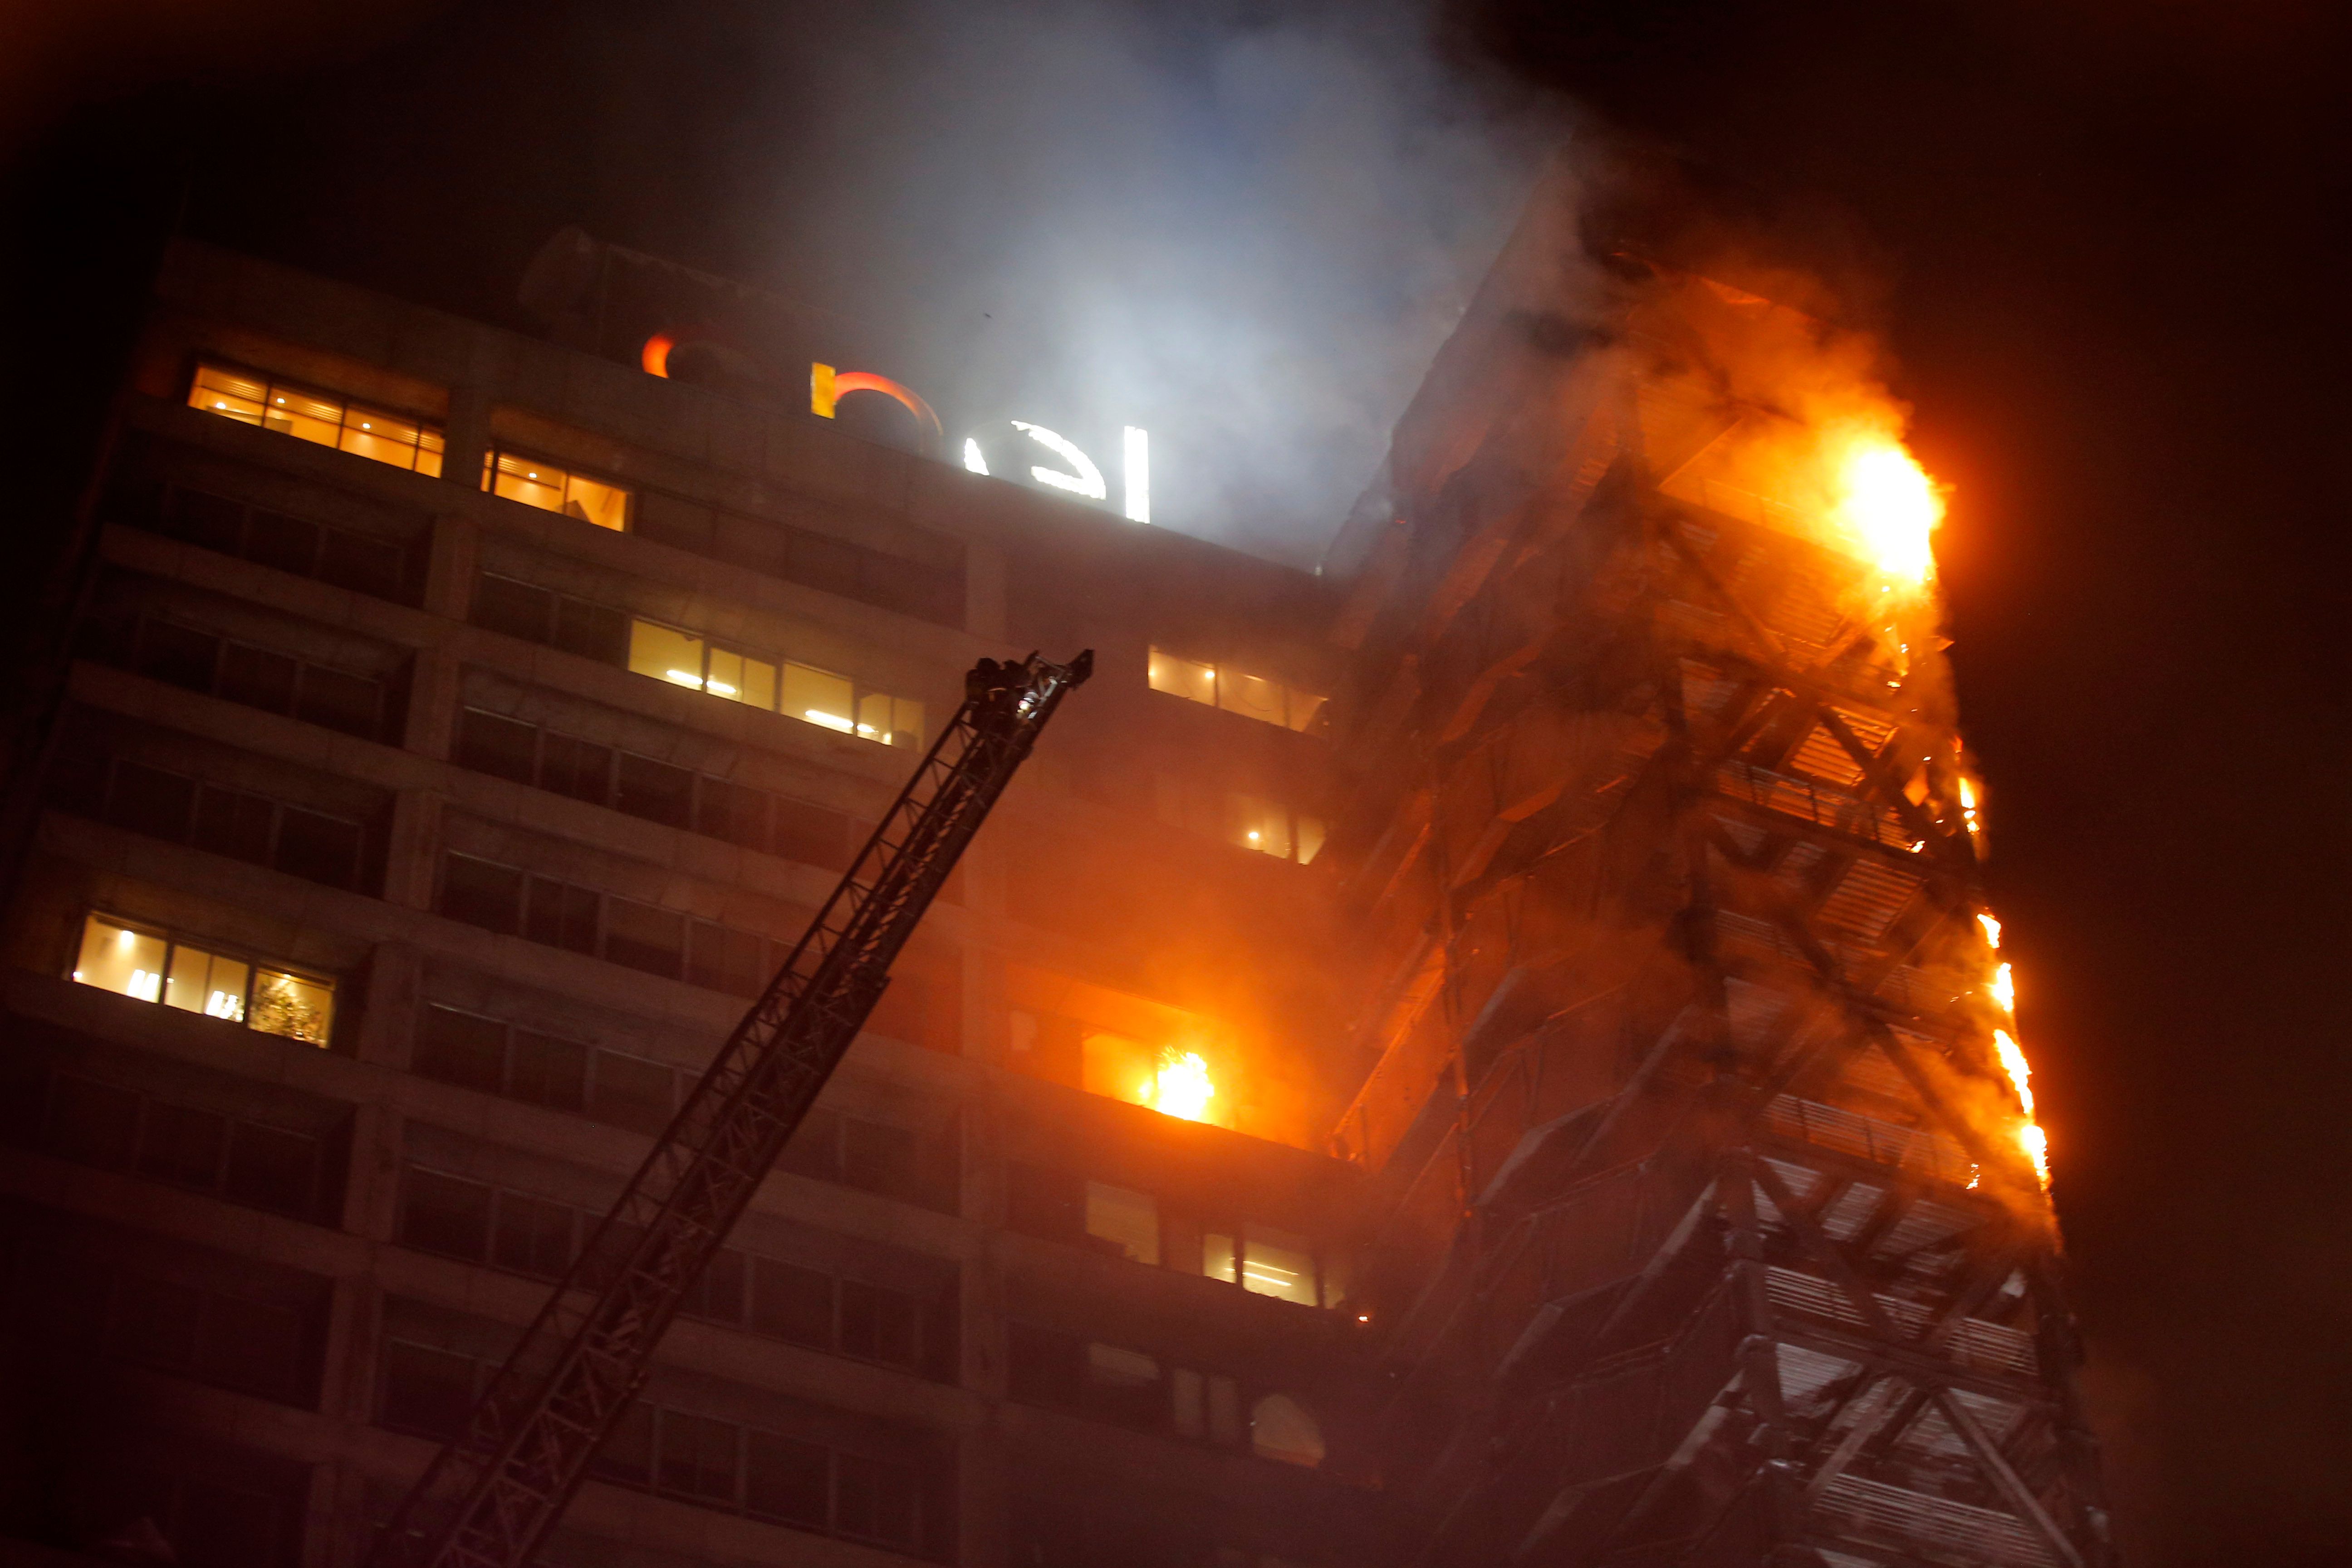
[189,363,445,477]
[482,450,632,531]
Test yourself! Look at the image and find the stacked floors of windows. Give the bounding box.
[0,259,1375,1568]
[0,838,1367,1568]
[178,365,967,627]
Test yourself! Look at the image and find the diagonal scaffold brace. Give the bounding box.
[371,649,1093,1568]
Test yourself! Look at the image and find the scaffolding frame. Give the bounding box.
[1331,347,2110,1568]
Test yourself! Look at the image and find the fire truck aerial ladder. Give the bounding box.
[372,650,1093,1568]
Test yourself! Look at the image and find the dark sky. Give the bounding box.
[14,1,2352,1562]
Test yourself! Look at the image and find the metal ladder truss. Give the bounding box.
[372,649,1093,1568]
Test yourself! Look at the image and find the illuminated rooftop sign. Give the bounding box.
[812,361,1149,526]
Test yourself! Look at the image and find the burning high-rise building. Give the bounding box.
[0,158,2108,1568]
[1314,176,2112,1567]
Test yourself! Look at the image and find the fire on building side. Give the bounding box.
[0,169,2109,1568]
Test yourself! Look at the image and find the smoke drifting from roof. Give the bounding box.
[762,1,1553,566]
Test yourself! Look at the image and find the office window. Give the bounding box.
[615,753,694,827]
[780,1108,960,1215]
[154,485,416,602]
[627,616,926,748]
[1084,1342,1165,1429]
[380,1340,481,1440]
[484,450,632,531]
[190,363,445,476]
[603,897,686,980]
[588,1048,676,1134]
[746,1432,832,1529]
[495,1192,580,1280]
[33,1069,335,1222]
[382,1334,932,1551]
[1147,646,1326,734]
[1228,793,1327,864]
[1153,775,1326,865]
[629,620,709,692]
[78,752,369,892]
[5,1224,328,1410]
[398,1167,494,1263]
[71,914,332,1045]
[782,662,856,733]
[1250,1395,1324,1467]
[1007,1323,1248,1450]
[457,710,847,872]
[1204,1220,1323,1308]
[416,1009,662,1125]
[435,856,783,999]
[469,573,629,663]
[1083,1181,1160,1266]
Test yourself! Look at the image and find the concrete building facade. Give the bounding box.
[0,240,1374,1568]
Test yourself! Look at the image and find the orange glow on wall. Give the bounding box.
[641,333,676,377]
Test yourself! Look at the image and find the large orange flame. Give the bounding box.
[1980,912,2050,1191]
[1829,432,1943,589]
[1148,1049,1216,1123]
[1993,1028,2050,1189]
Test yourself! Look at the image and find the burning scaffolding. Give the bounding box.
[1319,181,2109,1568]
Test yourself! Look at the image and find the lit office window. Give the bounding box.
[1147,648,1216,707]
[626,617,926,747]
[189,363,445,477]
[72,913,333,1045]
[1147,646,1326,734]
[628,620,709,694]
[782,662,856,735]
[1204,1221,1324,1308]
[1155,777,1325,865]
[1230,794,1325,863]
[483,450,632,531]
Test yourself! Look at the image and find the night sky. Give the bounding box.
[10,2,2350,1562]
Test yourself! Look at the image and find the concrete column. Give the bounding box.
[381,790,443,913]
[403,646,463,761]
[421,512,480,624]
[348,1100,407,1242]
[318,1270,383,1423]
[442,385,492,495]
[956,1416,1010,1568]
[353,941,423,1070]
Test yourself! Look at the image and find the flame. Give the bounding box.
[1148,1049,1216,1123]
[1993,1028,2051,1188]
[1977,911,2002,948]
[1957,776,1982,837]
[1989,961,2015,1015]
[1830,434,1942,588]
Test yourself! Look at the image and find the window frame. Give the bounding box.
[1145,645,1328,735]
[132,615,388,741]
[69,911,336,1047]
[625,615,926,749]
[481,447,634,533]
[187,361,446,478]
[378,1345,935,1548]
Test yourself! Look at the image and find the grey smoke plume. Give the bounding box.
[754,1,1551,567]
